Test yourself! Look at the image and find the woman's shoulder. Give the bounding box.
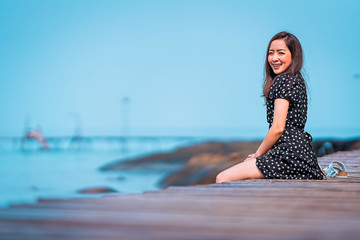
[274,73,304,87]
[274,73,300,81]
[269,73,305,102]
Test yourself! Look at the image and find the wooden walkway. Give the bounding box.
[1,150,360,240]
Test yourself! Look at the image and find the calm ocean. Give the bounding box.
[0,138,197,208]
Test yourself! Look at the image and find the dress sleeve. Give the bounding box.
[269,74,301,104]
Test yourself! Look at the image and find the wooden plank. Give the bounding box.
[1,204,359,240]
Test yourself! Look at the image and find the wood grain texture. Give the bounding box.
[1,150,360,240]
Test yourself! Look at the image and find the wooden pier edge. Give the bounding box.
[0,150,360,240]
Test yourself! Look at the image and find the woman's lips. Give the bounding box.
[272,64,281,70]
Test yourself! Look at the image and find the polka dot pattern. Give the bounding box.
[256,74,326,180]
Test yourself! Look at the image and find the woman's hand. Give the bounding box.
[244,153,256,161]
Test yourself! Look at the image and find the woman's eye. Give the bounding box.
[279,52,285,55]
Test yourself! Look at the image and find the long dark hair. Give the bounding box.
[262,32,304,99]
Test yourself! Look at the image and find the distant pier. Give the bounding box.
[0,136,208,152]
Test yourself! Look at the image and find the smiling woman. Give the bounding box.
[216,31,326,183]
[267,39,292,75]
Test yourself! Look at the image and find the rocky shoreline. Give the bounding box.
[100,138,360,188]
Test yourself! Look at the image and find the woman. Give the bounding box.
[216,31,325,183]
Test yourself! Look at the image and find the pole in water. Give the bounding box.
[122,97,130,152]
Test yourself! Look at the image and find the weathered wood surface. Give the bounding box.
[1,150,360,240]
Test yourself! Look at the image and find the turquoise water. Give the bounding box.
[0,143,187,208]
[0,135,214,208]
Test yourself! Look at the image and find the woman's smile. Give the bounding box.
[271,63,281,70]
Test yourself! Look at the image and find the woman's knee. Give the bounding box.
[216,171,229,183]
[216,159,263,183]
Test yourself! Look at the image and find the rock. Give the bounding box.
[160,152,245,188]
[312,139,360,156]
[100,141,261,171]
[317,141,334,157]
[348,140,360,150]
[78,187,118,194]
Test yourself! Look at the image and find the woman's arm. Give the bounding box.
[251,99,290,158]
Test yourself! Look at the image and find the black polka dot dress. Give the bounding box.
[256,73,326,180]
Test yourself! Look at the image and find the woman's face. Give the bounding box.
[268,39,292,75]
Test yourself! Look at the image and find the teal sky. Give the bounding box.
[0,0,359,138]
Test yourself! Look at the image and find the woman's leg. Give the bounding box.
[216,158,264,183]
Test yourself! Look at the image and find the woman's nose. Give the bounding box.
[271,53,279,62]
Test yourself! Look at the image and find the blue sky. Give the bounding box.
[0,0,359,138]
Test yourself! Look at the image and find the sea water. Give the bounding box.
[0,138,198,208]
